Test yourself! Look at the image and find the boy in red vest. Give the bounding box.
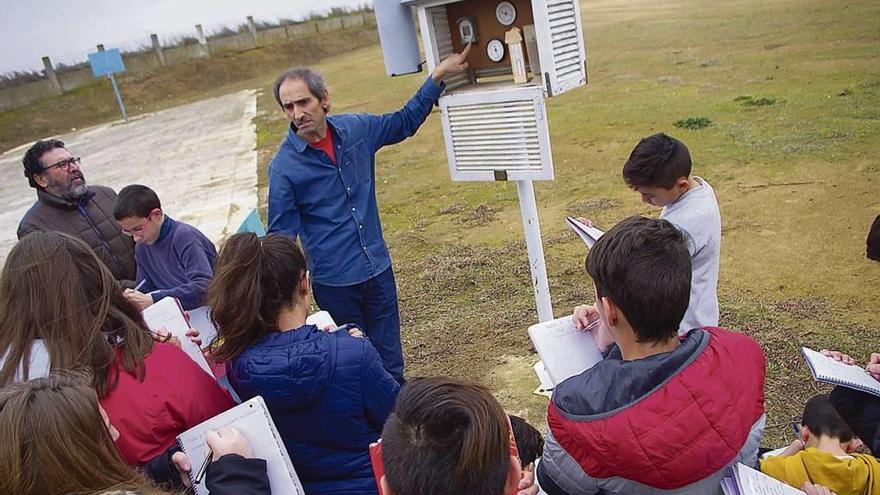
[536,216,766,494]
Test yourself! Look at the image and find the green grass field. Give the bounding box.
[5,0,879,447]
[253,0,880,444]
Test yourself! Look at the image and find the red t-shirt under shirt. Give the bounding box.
[312,131,336,165]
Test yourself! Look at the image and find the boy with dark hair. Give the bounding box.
[537,216,765,495]
[380,377,535,495]
[509,415,544,469]
[582,133,720,334]
[113,184,217,311]
[760,394,879,495]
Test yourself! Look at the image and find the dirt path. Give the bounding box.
[0,89,257,263]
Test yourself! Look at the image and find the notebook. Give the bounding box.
[177,396,304,495]
[142,297,213,377]
[565,216,605,249]
[801,347,880,398]
[720,463,803,495]
[306,310,338,330]
[527,316,604,387]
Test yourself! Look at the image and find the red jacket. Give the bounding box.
[538,327,766,493]
[100,343,235,465]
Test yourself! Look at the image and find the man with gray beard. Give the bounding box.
[18,139,136,285]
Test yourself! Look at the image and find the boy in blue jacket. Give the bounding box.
[113,184,217,311]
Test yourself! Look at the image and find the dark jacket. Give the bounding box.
[228,325,400,495]
[17,185,136,284]
[118,453,270,495]
[868,214,880,261]
[537,328,766,494]
[830,386,880,455]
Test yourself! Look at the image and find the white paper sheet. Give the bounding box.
[528,316,604,386]
[142,297,213,376]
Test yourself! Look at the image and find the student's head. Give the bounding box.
[113,184,164,245]
[21,139,88,198]
[622,133,692,207]
[273,67,331,142]
[0,231,152,395]
[586,216,691,344]
[800,394,858,449]
[509,415,543,468]
[380,377,521,495]
[208,233,310,362]
[0,371,162,495]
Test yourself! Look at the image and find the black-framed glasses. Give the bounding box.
[42,156,81,173]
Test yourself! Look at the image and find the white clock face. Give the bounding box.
[487,38,505,63]
[496,1,517,26]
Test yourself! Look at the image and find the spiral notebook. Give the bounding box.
[565,216,605,249]
[802,347,880,398]
[721,463,803,495]
[528,316,604,387]
[177,396,305,494]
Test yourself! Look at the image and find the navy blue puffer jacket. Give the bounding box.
[227,325,399,495]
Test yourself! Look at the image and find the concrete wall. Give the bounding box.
[164,43,206,64]
[259,26,288,44]
[0,13,376,111]
[0,79,53,111]
[57,67,94,90]
[287,22,318,38]
[208,32,256,54]
[316,17,344,33]
[122,52,161,73]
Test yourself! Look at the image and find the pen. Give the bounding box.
[789,422,801,436]
[584,319,600,332]
[194,447,212,485]
[134,279,146,291]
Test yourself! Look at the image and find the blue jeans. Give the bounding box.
[311,267,404,383]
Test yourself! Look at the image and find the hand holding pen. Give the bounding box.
[188,427,253,492]
[572,304,613,353]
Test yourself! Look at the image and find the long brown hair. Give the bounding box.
[208,233,307,362]
[0,231,153,397]
[0,371,166,495]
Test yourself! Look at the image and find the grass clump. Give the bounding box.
[674,116,713,130]
[735,95,777,107]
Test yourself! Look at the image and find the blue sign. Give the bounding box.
[88,49,126,77]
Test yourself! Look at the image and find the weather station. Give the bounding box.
[374,0,588,323]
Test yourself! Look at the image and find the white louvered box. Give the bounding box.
[440,84,552,181]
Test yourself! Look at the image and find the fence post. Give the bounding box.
[195,24,211,57]
[247,16,259,46]
[151,34,166,66]
[42,56,63,94]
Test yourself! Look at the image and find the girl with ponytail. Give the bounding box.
[207,233,400,495]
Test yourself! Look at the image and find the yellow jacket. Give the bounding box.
[760,448,880,495]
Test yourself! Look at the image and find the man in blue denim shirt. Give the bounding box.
[267,46,471,384]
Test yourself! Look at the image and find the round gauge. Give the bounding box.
[496,1,517,26]
[486,38,506,63]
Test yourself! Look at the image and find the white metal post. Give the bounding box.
[516,179,553,322]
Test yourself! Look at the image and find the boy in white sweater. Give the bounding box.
[579,133,721,335]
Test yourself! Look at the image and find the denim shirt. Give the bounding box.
[267,77,444,286]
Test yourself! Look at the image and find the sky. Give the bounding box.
[0,0,370,74]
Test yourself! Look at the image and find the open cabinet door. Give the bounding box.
[532,0,587,97]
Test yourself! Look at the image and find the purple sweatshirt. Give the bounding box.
[136,216,217,310]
